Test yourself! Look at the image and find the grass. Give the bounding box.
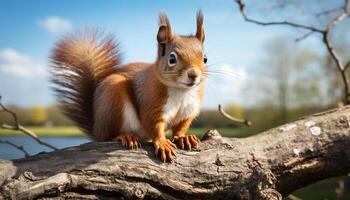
[0,126,247,137]
[0,126,84,137]
[289,177,350,200]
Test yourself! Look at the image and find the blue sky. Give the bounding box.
[0,0,325,108]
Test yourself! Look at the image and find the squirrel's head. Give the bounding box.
[155,11,207,89]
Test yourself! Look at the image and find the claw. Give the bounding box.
[180,137,184,149]
[114,133,140,149]
[173,135,199,150]
[161,148,166,162]
[153,139,177,162]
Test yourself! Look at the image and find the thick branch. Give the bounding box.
[1,106,350,199]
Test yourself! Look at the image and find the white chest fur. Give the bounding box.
[163,86,201,126]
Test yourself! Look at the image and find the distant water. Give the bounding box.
[0,136,90,160]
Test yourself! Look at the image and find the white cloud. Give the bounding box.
[39,16,72,34]
[0,48,47,78]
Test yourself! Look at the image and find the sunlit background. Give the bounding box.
[1,0,350,199]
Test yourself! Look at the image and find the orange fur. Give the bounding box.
[51,11,207,162]
[172,118,193,137]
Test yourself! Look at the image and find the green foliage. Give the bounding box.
[193,109,239,128]
[0,104,75,127]
[0,105,47,126]
[226,103,245,119]
[290,177,350,200]
[27,106,47,125]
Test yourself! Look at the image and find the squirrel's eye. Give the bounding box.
[168,52,177,67]
[204,54,208,64]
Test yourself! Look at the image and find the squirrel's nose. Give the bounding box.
[187,72,198,81]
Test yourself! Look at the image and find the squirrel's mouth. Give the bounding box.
[185,82,196,87]
[175,78,201,88]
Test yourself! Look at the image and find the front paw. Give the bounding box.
[173,135,199,150]
[114,133,141,149]
[153,139,177,162]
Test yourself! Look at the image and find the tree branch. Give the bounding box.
[327,13,348,30]
[345,60,350,71]
[315,6,343,17]
[218,104,251,126]
[1,106,349,199]
[322,32,344,71]
[295,30,315,42]
[234,0,350,105]
[234,0,324,33]
[0,139,30,158]
[0,96,58,150]
[0,96,19,129]
[345,0,350,14]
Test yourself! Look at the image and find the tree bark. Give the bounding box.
[1,106,350,200]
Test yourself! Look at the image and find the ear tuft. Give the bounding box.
[196,10,205,43]
[157,12,173,43]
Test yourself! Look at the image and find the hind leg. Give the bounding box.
[94,74,129,141]
[112,133,141,149]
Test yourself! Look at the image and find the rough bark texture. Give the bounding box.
[1,106,350,200]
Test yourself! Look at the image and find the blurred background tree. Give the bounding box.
[27,106,47,125]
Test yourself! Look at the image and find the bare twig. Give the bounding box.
[0,96,58,150]
[315,6,343,17]
[218,104,251,126]
[0,139,30,157]
[1,124,58,150]
[234,0,350,105]
[234,0,324,33]
[322,32,344,71]
[345,0,350,13]
[323,32,350,104]
[0,96,19,128]
[295,30,315,42]
[345,60,350,71]
[326,12,348,30]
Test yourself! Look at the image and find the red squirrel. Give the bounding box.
[51,11,207,162]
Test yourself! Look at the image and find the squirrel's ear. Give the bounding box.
[157,12,173,44]
[196,10,205,43]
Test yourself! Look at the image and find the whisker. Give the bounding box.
[205,61,226,68]
[203,62,244,78]
[202,71,242,79]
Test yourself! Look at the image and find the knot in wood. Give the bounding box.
[21,171,43,182]
[134,188,145,199]
[258,189,282,200]
[336,116,350,128]
[202,129,222,141]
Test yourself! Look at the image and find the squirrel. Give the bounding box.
[50,11,207,162]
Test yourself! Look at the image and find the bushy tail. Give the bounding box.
[50,30,122,134]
